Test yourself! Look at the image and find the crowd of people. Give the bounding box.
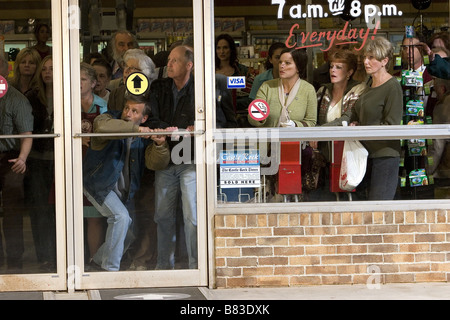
[0,24,448,272]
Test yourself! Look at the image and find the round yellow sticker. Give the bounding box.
[126,72,149,96]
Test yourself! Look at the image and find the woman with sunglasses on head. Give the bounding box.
[349,36,403,201]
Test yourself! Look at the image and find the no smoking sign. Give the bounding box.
[248,99,270,121]
[0,75,8,98]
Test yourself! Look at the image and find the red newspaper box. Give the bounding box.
[277,142,302,194]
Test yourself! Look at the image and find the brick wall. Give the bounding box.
[214,210,450,288]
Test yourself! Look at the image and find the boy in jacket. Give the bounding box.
[83,93,170,271]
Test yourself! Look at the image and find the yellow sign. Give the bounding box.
[126,72,149,96]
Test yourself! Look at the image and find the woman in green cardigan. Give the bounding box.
[248,48,317,128]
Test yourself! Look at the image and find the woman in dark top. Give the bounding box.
[350,37,403,200]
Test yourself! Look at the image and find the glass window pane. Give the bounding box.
[213,0,450,205]
[0,2,55,274]
[80,0,197,272]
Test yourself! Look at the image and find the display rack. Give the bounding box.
[399,33,433,200]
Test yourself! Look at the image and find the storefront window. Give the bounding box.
[0,1,56,274]
[212,0,450,206]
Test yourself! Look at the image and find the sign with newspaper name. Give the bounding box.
[220,150,260,188]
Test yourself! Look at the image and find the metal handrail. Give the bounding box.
[73,130,205,138]
[212,125,450,142]
[0,134,60,139]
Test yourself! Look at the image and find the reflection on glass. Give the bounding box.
[80,1,196,272]
[216,139,450,204]
[1,28,55,274]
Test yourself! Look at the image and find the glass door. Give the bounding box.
[70,0,207,289]
[0,0,66,291]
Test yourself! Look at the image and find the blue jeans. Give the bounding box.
[84,190,134,271]
[154,164,197,269]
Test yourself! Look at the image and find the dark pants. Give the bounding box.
[366,157,400,200]
[0,151,25,270]
[24,157,56,266]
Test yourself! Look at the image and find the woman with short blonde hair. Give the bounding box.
[10,47,42,94]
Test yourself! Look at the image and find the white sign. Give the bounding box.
[220,150,260,188]
[227,76,246,89]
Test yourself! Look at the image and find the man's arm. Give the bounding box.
[419,42,450,80]
[9,133,32,174]
[90,113,141,150]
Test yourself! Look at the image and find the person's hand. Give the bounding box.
[152,127,178,145]
[309,141,318,150]
[82,136,90,147]
[138,126,152,139]
[280,120,296,127]
[9,158,27,174]
[418,42,434,61]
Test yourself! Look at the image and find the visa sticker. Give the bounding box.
[227,76,246,89]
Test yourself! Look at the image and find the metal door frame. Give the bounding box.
[67,0,208,290]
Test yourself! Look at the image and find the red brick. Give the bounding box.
[306,265,337,275]
[321,275,353,285]
[321,255,352,265]
[241,227,272,237]
[242,247,273,257]
[415,233,446,243]
[352,254,383,264]
[368,244,398,253]
[257,276,290,287]
[367,225,398,234]
[257,236,289,246]
[274,246,305,256]
[289,236,321,246]
[415,272,447,282]
[274,266,304,275]
[258,257,288,265]
[243,267,274,276]
[321,235,351,244]
[384,273,415,283]
[352,235,382,243]
[274,226,304,236]
[215,228,241,237]
[290,275,321,286]
[336,245,367,254]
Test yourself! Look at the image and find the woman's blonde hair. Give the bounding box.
[363,36,394,71]
[10,47,42,90]
[30,55,53,106]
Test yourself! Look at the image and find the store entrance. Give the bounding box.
[0,0,207,292]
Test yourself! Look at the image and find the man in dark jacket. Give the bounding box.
[83,93,170,271]
[149,45,198,269]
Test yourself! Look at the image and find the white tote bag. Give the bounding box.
[339,140,369,191]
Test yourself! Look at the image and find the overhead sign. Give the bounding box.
[227,76,246,89]
[248,99,270,121]
[126,72,149,96]
[0,75,8,98]
[220,150,260,189]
